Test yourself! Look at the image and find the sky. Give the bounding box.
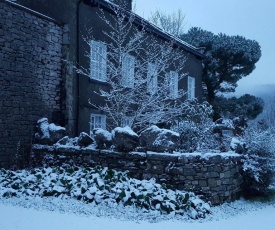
[133,0,275,96]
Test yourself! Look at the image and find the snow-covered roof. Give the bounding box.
[89,0,205,59]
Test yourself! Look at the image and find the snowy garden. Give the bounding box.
[1,1,275,229]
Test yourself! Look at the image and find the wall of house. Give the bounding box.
[0,1,64,167]
[32,145,243,205]
[15,0,80,136]
[77,2,203,133]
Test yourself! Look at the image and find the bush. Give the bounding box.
[171,100,220,152]
[0,166,210,218]
[241,125,275,197]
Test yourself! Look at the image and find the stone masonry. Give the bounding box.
[33,145,243,205]
[0,1,63,167]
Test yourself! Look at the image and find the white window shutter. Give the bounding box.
[188,76,195,99]
[169,71,178,98]
[147,62,157,93]
[90,40,107,82]
[129,55,135,88]
[174,72,178,98]
[122,54,135,88]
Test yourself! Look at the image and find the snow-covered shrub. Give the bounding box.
[92,128,112,149]
[172,100,219,152]
[0,166,210,218]
[140,126,180,153]
[241,125,275,197]
[230,137,246,154]
[112,126,139,152]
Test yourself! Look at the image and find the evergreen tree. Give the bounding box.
[181,27,262,103]
[213,94,264,120]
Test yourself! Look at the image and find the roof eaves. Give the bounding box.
[89,0,206,59]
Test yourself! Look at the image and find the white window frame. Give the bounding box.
[147,62,158,93]
[90,114,106,135]
[187,76,195,99]
[121,54,135,88]
[90,40,107,82]
[168,71,178,99]
[121,116,132,127]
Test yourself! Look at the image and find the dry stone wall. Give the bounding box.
[0,1,63,167]
[32,145,243,205]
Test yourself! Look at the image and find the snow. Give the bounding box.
[230,137,241,149]
[146,125,180,137]
[48,123,66,132]
[113,126,138,137]
[147,150,241,159]
[0,197,275,230]
[93,128,112,141]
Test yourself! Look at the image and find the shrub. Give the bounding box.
[241,125,275,197]
[0,166,210,218]
[172,100,220,152]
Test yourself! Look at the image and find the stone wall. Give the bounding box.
[0,1,64,167]
[32,145,243,205]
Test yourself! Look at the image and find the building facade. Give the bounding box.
[0,0,204,167]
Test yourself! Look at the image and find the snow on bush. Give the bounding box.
[241,125,275,197]
[0,166,210,218]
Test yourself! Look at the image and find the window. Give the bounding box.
[168,71,178,98]
[147,62,158,93]
[90,40,107,82]
[122,54,135,88]
[90,114,106,135]
[122,116,132,127]
[187,76,195,99]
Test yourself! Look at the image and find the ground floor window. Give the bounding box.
[90,114,106,135]
[122,116,132,127]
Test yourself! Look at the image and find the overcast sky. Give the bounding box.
[134,0,275,95]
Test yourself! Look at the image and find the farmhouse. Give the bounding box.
[0,0,204,167]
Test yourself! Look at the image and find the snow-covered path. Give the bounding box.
[0,198,275,230]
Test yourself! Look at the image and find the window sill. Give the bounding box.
[89,78,110,86]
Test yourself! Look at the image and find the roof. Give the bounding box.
[88,0,206,60]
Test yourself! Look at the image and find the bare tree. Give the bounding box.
[78,5,193,131]
[148,9,186,37]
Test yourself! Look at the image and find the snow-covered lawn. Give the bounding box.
[0,196,275,230]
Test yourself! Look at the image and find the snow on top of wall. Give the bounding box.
[48,123,66,132]
[146,125,180,137]
[147,151,241,159]
[113,126,138,137]
[94,128,112,141]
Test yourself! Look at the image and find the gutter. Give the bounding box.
[89,0,206,60]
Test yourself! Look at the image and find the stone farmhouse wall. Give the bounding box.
[32,145,243,205]
[0,1,64,167]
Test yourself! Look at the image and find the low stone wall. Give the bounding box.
[32,145,243,205]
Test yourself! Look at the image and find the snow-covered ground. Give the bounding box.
[0,196,275,230]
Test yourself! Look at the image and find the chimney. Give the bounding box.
[111,0,132,10]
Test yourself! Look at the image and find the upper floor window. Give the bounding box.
[168,71,178,99]
[90,40,107,82]
[187,76,195,99]
[90,114,106,135]
[121,54,135,88]
[147,62,158,94]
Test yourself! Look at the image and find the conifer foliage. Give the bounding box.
[181,27,262,102]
